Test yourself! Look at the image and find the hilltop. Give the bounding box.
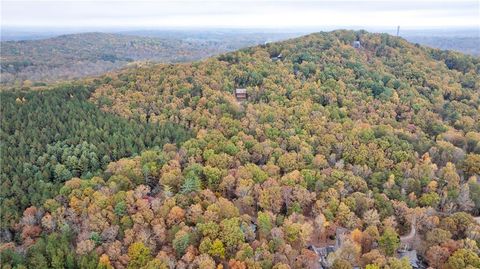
[1,30,480,269]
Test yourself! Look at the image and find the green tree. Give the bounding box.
[209,239,226,259]
[172,230,191,257]
[378,228,399,256]
[446,249,480,269]
[332,259,353,269]
[464,154,480,176]
[386,257,412,269]
[257,211,273,239]
[181,173,201,194]
[127,242,151,269]
[220,218,245,253]
[203,166,224,190]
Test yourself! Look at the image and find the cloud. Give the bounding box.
[2,0,479,28]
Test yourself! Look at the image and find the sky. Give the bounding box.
[1,0,479,29]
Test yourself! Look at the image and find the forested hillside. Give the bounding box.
[0,86,190,230]
[1,30,480,269]
[0,33,220,86]
[0,32,297,87]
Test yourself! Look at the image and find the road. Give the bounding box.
[400,217,416,243]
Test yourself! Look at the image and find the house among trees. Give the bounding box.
[271,53,283,61]
[235,88,247,101]
[309,227,352,268]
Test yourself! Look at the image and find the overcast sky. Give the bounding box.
[2,0,479,29]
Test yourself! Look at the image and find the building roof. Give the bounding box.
[235,88,247,94]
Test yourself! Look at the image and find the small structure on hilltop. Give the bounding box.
[271,53,283,61]
[353,40,362,49]
[235,88,247,102]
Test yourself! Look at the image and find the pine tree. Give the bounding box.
[180,175,201,194]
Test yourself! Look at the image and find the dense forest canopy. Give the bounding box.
[1,30,480,269]
[0,86,190,229]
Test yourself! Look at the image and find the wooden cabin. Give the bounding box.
[235,88,247,101]
[271,53,283,61]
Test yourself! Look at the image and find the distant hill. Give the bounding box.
[403,36,480,56]
[0,32,298,86]
[2,30,478,87]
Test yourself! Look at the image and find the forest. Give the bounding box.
[1,30,480,269]
[0,32,224,87]
[0,32,299,88]
[0,85,190,230]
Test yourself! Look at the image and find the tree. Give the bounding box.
[336,202,358,229]
[350,229,363,245]
[141,258,168,269]
[209,239,226,259]
[172,230,191,257]
[378,228,399,256]
[278,152,301,172]
[332,259,352,269]
[425,228,452,248]
[54,164,73,182]
[362,226,380,253]
[160,161,183,190]
[457,183,474,212]
[446,249,480,269]
[114,201,127,216]
[219,218,245,253]
[127,242,151,269]
[203,166,224,190]
[418,192,440,208]
[258,179,283,213]
[464,154,480,176]
[385,257,412,269]
[198,221,220,239]
[167,206,185,226]
[78,252,99,269]
[97,254,113,269]
[335,238,361,265]
[181,173,201,193]
[194,254,216,269]
[363,209,380,228]
[426,246,450,269]
[199,237,225,259]
[257,211,273,239]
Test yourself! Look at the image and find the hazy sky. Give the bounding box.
[2,0,479,29]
